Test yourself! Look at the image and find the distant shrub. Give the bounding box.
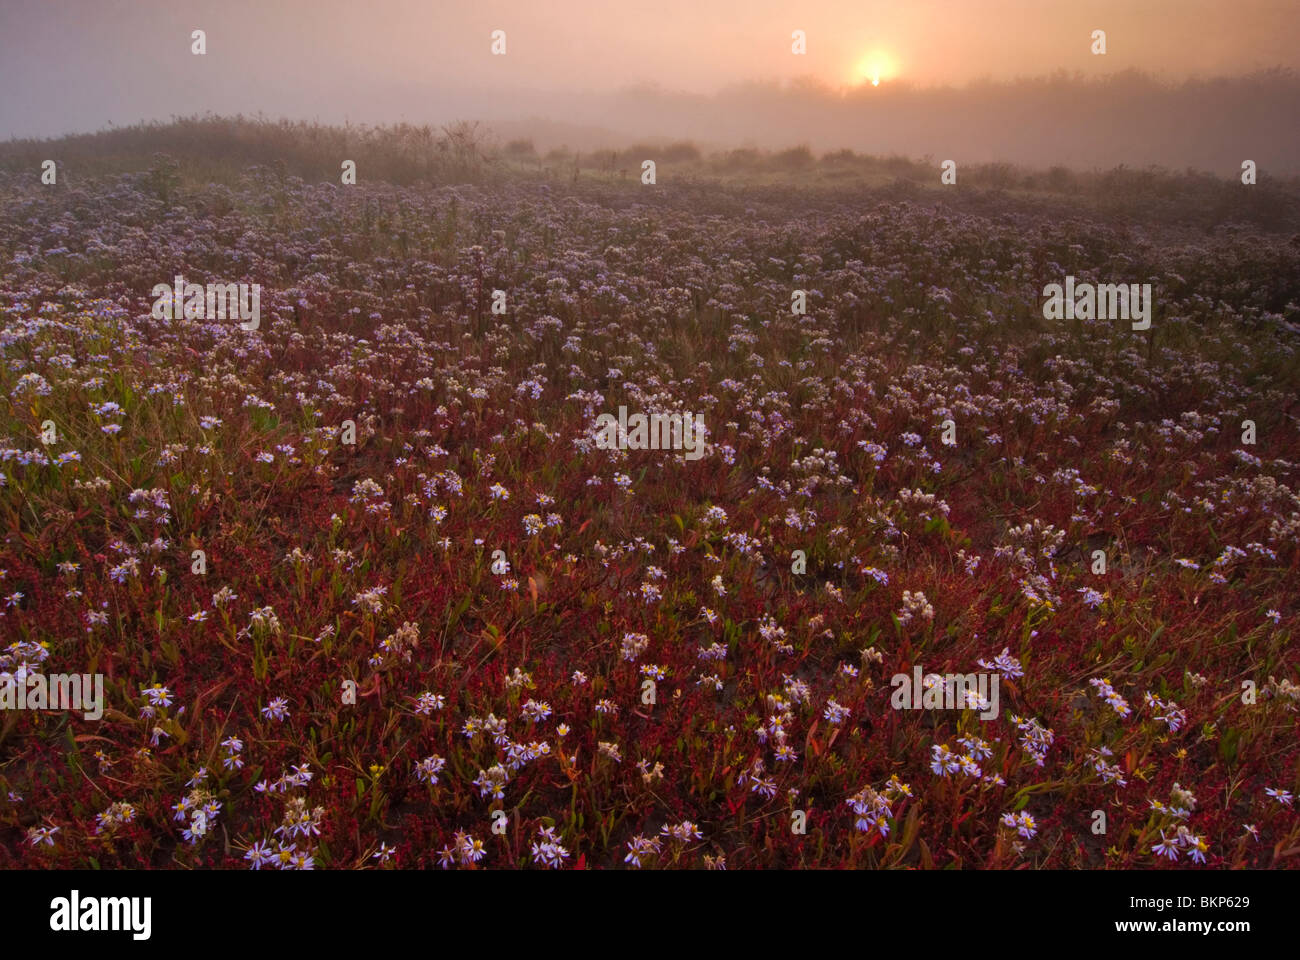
[0,114,498,185]
[620,143,658,167]
[1046,165,1076,192]
[712,147,762,172]
[772,145,814,170]
[661,141,701,163]
[970,162,1019,189]
[883,153,927,180]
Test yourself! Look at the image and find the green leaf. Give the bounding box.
[1219,728,1241,763]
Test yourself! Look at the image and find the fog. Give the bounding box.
[2,0,1298,172]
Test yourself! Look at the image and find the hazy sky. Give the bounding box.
[1,0,1297,140]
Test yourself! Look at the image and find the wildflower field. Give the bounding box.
[2,128,1298,870]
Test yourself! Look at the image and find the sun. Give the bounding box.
[851,49,898,87]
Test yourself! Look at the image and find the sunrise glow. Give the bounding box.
[852,49,898,87]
